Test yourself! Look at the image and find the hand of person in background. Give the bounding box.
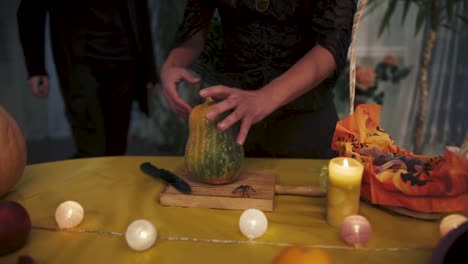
[27,75,49,98]
[160,66,200,118]
[199,85,277,145]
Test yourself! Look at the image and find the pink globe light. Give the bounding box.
[340,215,372,248]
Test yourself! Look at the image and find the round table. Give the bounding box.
[1,156,459,263]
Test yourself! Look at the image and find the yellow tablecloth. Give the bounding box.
[1,156,462,264]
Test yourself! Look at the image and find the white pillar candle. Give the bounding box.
[326,157,364,228]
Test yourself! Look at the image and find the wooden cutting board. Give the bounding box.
[159,170,277,211]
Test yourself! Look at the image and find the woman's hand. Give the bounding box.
[161,65,200,118]
[28,75,49,98]
[199,85,277,145]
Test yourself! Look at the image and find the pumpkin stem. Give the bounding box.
[205,97,214,103]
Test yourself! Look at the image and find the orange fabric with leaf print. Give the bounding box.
[332,104,468,213]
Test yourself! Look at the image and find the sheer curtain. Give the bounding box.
[0,0,72,140]
[0,0,49,140]
[344,2,423,150]
[352,0,467,155]
[402,0,468,155]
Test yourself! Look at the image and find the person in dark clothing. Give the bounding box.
[161,0,356,159]
[17,0,158,158]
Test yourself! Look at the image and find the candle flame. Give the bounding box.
[343,158,349,168]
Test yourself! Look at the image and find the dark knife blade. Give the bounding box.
[140,162,192,194]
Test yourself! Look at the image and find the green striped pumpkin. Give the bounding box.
[184,98,244,184]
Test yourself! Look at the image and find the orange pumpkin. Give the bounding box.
[0,106,27,197]
[273,245,333,264]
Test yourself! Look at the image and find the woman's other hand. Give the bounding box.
[160,66,200,118]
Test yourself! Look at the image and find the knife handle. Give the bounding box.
[274,184,325,197]
[140,162,160,175]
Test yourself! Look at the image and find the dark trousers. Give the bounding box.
[243,98,339,159]
[59,59,136,157]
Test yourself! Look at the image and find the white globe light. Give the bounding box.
[55,200,84,229]
[239,208,268,240]
[125,219,157,251]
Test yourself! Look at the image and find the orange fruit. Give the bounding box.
[272,245,333,264]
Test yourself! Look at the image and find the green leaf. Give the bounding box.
[401,0,413,25]
[378,0,398,37]
[414,3,429,35]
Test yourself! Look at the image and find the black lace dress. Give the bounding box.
[173,0,357,158]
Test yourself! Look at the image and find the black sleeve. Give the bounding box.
[135,0,159,83]
[172,0,216,48]
[311,0,357,71]
[17,0,48,77]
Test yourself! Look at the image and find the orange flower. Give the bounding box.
[355,65,376,91]
[383,54,397,65]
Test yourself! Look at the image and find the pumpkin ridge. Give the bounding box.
[0,106,27,196]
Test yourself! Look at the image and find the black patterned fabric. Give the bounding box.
[174,0,356,111]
